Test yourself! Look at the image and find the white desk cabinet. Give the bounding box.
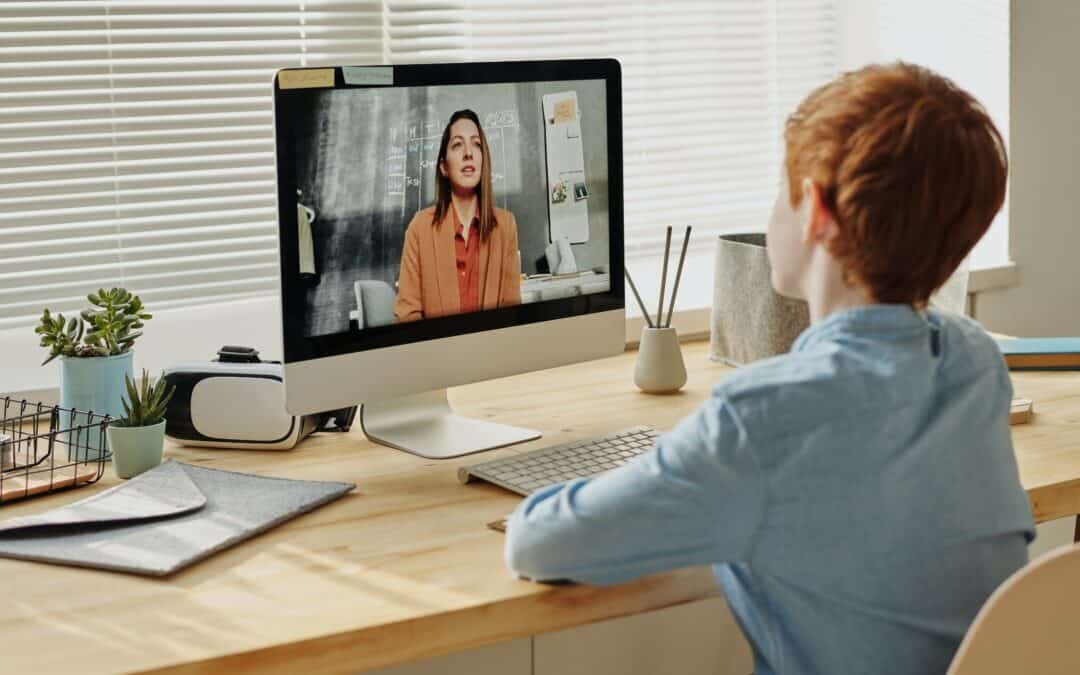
[367,597,751,675]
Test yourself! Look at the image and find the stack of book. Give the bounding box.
[996,337,1080,370]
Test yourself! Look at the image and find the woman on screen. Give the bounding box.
[393,109,522,322]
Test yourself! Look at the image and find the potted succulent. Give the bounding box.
[107,370,175,479]
[35,288,152,459]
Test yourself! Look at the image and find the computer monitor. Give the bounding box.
[273,59,625,459]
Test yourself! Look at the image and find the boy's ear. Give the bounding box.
[801,178,840,246]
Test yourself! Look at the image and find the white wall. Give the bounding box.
[976,1,1080,336]
[836,0,1011,273]
[0,297,281,401]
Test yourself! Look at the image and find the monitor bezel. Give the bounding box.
[273,59,624,365]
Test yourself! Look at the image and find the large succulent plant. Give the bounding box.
[35,288,152,365]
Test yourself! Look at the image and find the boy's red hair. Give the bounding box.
[784,62,1007,307]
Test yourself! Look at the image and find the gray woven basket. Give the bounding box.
[710,233,810,366]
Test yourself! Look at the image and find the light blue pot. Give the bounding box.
[107,420,165,479]
[60,351,134,461]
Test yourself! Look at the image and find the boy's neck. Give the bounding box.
[803,254,876,324]
[806,289,875,324]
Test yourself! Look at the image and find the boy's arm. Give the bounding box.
[504,395,766,586]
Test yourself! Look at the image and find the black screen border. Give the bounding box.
[274,59,624,364]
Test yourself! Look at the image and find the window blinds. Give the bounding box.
[0,1,381,331]
[386,0,839,259]
[1,1,839,331]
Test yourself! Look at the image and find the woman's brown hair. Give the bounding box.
[434,109,497,241]
[784,62,1008,307]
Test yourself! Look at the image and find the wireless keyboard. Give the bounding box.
[458,426,660,495]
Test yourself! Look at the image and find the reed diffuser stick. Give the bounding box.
[624,268,654,328]
[656,226,672,328]
[664,226,692,328]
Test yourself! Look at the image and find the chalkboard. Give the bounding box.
[291,80,609,337]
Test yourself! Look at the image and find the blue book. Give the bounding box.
[995,337,1080,370]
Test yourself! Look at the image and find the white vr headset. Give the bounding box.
[162,346,356,450]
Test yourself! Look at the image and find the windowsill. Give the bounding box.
[624,307,712,349]
[2,261,1019,403]
[627,261,1022,349]
[968,261,1019,294]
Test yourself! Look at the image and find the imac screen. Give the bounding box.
[284,77,613,338]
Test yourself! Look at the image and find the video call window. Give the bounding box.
[287,79,612,338]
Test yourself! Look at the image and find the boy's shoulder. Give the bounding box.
[931,309,1009,372]
[712,310,1007,443]
[712,345,869,441]
[937,309,999,344]
[716,349,837,398]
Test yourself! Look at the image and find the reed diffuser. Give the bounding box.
[626,226,691,393]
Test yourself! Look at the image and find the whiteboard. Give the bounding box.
[542,91,590,244]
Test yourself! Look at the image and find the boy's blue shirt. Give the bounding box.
[505,304,1035,675]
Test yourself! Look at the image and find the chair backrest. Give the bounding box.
[353,280,396,328]
[947,543,1080,675]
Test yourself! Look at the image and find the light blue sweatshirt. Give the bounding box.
[505,305,1035,675]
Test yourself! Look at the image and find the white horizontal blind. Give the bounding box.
[387,0,839,258]
[876,0,1009,269]
[0,1,382,331]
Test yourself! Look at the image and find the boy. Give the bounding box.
[504,63,1035,675]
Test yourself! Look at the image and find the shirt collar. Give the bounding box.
[792,304,934,353]
[451,207,480,232]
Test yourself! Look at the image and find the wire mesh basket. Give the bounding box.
[0,396,110,504]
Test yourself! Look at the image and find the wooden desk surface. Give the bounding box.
[2,340,1079,674]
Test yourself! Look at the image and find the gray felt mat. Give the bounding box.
[0,460,355,576]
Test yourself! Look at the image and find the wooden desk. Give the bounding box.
[1010,368,1080,523]
[2,341,1079,674]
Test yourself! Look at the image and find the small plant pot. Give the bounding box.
[634,327,688,394]
[107,420,166,479]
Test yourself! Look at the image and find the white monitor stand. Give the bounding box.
[359,389,540,459]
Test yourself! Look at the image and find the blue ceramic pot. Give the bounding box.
[60,351,134,461]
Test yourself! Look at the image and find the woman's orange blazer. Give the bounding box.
[394,205,522,322]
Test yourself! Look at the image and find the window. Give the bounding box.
[0,1,382,334]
